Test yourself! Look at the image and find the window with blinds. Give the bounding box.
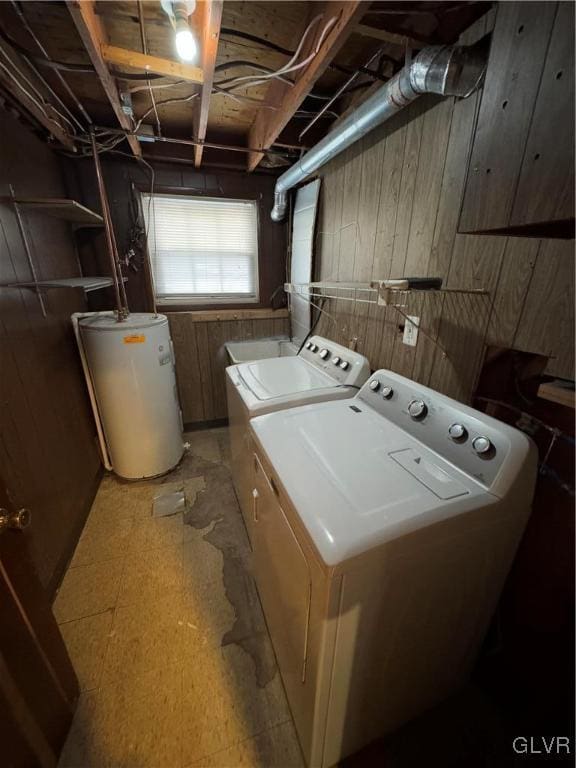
[142,194,259,304]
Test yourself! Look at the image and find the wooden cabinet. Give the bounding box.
[459,2,574,237]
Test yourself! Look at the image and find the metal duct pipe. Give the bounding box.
[270,43,487,222]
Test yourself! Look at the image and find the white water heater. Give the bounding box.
[77,313,184,479]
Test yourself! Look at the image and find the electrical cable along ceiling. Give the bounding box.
[0,1,490,169]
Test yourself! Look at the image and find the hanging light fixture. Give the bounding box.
[161,0,198,62]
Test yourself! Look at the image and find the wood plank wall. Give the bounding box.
[64,155,290,425]
[0,110,101,596]
[65,157,288,314]
[168,309,290,424]
[314,13,574,404]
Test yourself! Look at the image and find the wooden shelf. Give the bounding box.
[11,277,126,293]
[537,381,575,409]
[9,198,104,226]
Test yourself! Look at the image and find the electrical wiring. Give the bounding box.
[0,41,47,102]
[0,26,165,79]
[133,91,199,133]
[0,37,87,136]
[219,28,395,76]
[293,110,339,119]
[137,0,160,138]
[214,61,333,101]
[3,7,365,151]
[216,14,327,89]
[220,28,294,57]
[217,15,336,90]
[0,54,74,137]
[129,79,186,94]
[211,85,277,107]
[10,0,89,131]
[215,63,295,89]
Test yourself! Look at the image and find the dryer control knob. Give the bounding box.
[472,436,493,455]
[305,342,312,349]
[319,349,330,359]
[382,386,394,400]
[449,423,467,441]
[408,399,427,420]
[339,360,350,370]
[332,356,341,365]
[311,344,318,353]
[369,380,380,391]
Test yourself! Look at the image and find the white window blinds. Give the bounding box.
[142,194,259,303]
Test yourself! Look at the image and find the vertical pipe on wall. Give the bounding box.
[90,130,128,320]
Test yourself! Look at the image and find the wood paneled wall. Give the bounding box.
[314,14,574,404]
[0,109,101,596]
[168,309,290,424]
[64,157,290,425]
[64,157,288,314]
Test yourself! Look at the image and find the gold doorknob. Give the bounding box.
[0,508,31,534]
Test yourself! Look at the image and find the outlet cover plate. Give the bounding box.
[403,315,420,347]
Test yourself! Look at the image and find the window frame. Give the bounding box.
[138,185,265,311]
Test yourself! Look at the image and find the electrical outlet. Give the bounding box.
[403,315,420,347]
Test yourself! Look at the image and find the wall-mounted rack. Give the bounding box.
[284,281,489,307]
[1,187,111,317]
[10,277,128,293]
[2,198,104,226]
[284,281,490,360]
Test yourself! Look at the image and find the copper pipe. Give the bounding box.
[103,191,130,315]
[90,130,126,320]
[93,126,296,156]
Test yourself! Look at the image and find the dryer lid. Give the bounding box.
[250,400,489,566]
[239,356,336,401]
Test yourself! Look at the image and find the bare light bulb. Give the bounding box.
[175,23,197,62]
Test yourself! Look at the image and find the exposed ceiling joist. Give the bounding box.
[101,44,204,84]
[192,0,223,167]
[0,61,75,151]
[66,0,141,157]
[354,23,424,49]
[246,1,369,172]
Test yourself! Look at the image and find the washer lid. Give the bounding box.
[250,399,488,567]
[239,356,336,401]
[79,313,168,331]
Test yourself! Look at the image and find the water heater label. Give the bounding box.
[123,334,146,344]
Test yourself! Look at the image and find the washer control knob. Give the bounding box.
[381,386,394,400]
[305,341,312,349]
[311,344,318,353]
[332,356,341,365]
[472,436,493,455]
[319,349,330,360]
[408,399,428,420]
[339,360,349,370]
[369,380,380,392]
[449,423,468,441]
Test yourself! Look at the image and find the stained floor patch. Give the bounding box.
[182,434,277,688]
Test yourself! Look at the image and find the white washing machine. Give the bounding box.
[249,370,537,768]
[225,335,370,540]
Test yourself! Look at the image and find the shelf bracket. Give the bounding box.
[8,185,46,318]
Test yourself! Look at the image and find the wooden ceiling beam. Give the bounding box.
[101,45,204,85]
[246,1,369,172]
[0,55,75,150]
[66,0,141,157]
[354,23,424,49]
[192,0,223,167]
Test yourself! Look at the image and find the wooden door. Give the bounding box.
[0,476,78,767]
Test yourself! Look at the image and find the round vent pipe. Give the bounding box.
[270,43,487,222]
